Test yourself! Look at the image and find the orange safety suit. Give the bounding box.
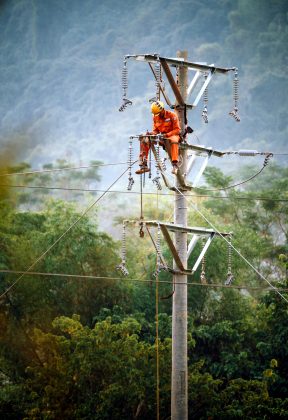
[139,109,181,164]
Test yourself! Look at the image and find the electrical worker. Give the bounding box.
[135,100,181,175]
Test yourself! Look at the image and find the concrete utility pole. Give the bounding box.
[172,50,188,420]
[118,50,237,420]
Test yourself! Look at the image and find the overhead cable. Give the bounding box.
[195,153,273,191]
[0,150,287,179]
[164,171,288,304]
[1,270,287,292]
[0,162,127,178]
[1,184,287,202]
[0,163,135,301]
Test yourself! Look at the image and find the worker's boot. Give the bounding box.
[171,163,178,175]
[135,164,150,175]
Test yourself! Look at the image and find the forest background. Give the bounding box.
[0,0,288,419]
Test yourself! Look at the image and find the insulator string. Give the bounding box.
[119,58,132,112]
[200,237,207,284]
[229,68,240,122]
[224,234,234,285]
[127,140,135,191]
[116,221,129,276]
[152,140,162,191]
[202,72,208,124]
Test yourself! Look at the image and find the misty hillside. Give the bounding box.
[0,0,287,171]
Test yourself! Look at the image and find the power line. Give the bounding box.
[0,164,134,301]
[1,270,287,292]
[0,166,286,300]
[195,153,273,191]
[178,188,288,302]
[191,206,288,303]
[159,169,288,304]
[0,162,128,177]
[223,151,288,157]
[1,184,287,202]
[0,151,287,179]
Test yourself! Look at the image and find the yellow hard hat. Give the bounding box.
[151,100,164,115]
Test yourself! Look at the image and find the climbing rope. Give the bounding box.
[155,258,160,420]
[139,173,145,238]
[155,191,160,420]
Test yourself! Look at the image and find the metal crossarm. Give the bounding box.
[181,143,226,187]
[148,63,172,107]
[191,232,215,273]
[192,150,212,187]
[187,234,200,259]
[187,70,202,98]
[123,219,231,273]
[160,58,185,106]
[126,54,235,74]
[192,69,215,107]
[160,224,186,271]
[180,143,225,157]
[144,220,231,237]
[126,54,235,111]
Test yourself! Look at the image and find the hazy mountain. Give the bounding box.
[0,0,287,176]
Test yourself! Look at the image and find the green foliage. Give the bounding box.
[0,199,124,328]
[0,0,288,416]
[18,315,171,419]
[256,291,288,398]
[200,163,287,291]
[0,156,288,417]
[188,359,288,419]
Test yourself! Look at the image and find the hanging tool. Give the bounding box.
[139,173,145,238]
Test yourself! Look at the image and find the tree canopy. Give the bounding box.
[0,156,287,418]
